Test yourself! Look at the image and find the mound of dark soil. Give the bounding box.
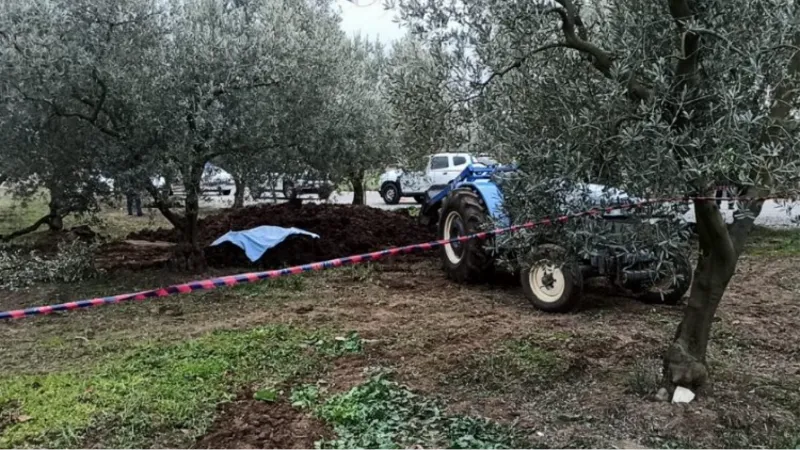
[95,240,174,272]
[194,395,331,449]
[128,203,434,268]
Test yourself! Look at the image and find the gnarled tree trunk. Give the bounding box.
[666,32,800,390]
[665,201,735,389]
[145,164,207,272]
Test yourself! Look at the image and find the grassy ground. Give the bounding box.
[0,188,220,242]
[2,195,800,448]
[746,226,800,257]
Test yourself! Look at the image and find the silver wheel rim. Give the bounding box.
[385,186,396,202]
[443,211,464,264]
[529,264,566,303]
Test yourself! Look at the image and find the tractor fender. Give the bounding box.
[457,182,510,227]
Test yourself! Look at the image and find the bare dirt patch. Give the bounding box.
[195,394,331,449]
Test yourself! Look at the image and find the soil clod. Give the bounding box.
[195,394,331,449]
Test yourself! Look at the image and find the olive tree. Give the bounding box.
[0,101,113,239]
[316,35,397,204]
[1,0,343,269]
[386,34,472,168]
[391,0,800,390]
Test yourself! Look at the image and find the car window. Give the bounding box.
[452,156,467,166]
[430,156,449,170]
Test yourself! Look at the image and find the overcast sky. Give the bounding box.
[334,0,406,44]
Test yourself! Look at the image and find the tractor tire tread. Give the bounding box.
[439,189,494,283]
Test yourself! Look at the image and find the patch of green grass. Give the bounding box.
[300,373,527,449]
[746,226,800,257]
[0,188,217,244]
[0,325,361,448]
[451,338,567,393]
[0,189,50,238]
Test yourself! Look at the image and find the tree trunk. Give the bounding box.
[233,174,246,209]
[46,199,64,232]
[351,170,366,205]
[664,193,763,391]
[665,34,798,392]
[174,163,208,272]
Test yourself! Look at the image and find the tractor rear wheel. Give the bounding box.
[438,189,494,283]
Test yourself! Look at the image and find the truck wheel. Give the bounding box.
[413,195,426,204]
[439,189,493,283]
[380,182,401,205]
[639,253,692,305]
[520,244,583,313]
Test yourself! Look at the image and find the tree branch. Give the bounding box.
[727,186,765,255]
[0,215,52,242]
[0,205,71,241]
[543,0,654,102]
[472,43,568,89]
[693,198,736,265]
[14,85,122,140]
[144,181,186,230]
[204,79,281,108]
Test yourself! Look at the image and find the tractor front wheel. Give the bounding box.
[520,244,583,313]
[439,189,494,283]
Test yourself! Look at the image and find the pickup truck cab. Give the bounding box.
[379,152,477,204]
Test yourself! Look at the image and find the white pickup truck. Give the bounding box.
[379,153,490,205]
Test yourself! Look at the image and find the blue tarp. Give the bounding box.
[210,225,320,262]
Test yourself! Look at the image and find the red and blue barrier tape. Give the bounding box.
[0,195,780,320]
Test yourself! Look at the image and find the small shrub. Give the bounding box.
[0,239,97,290]
[314,373,526,449]
[290,384,325,409]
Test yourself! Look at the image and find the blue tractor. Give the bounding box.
[419,163,693,312]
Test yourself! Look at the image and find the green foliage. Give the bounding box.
[290,384,325,409]
[253,389,279,403]
[306,331,364,357]
[0,239,98,290]
[310,374,526,449]
[389,0,800,274]
[0,0,370,243]
[0,325,356,448]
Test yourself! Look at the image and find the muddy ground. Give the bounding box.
[127,203,433,268]
[2,246,799,448]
